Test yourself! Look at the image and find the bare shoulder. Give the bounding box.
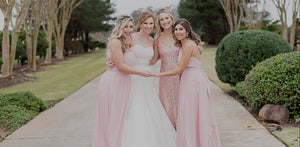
[109,39,121,46]
[183,40,197,50]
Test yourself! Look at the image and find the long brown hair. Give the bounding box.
[174,18,201,47]
[109,15,134,53]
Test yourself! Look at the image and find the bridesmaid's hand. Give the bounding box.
[150,72,160,77]
[149,58,157,65]
[106,60,115,69]
[197,45,203,54]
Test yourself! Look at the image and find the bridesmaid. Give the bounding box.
[92,15,150,147]
[150,8,180,129]
[155,19,220,147]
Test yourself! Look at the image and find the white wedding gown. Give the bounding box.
[121,45,176,147]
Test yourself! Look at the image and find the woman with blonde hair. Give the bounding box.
[92,15,151,147]
[150,8,180,130]
[121,11,176,147]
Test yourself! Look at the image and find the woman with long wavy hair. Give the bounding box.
[92,15,151,147]
[150,8,180,130]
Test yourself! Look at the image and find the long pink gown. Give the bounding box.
[176,50,220,147]
[158,40,180,129]
[92,49,135,147]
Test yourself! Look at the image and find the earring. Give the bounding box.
[186,34,189,38]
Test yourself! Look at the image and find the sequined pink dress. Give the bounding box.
[92,49,135,147]
[176,50,220,147]
[158,40,180,129]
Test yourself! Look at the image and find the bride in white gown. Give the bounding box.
[121,11,176,147]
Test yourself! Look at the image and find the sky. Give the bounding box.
[0,0,297,31]
[110,0,295,26]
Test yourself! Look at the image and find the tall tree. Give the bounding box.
[67,0,114,52]
[42,0,58,63]
[289,0,299,50]
[272,0,288,40]
[25,0,45,71]
[178,0,229,44]
[53,0,84,60]
[219,0,244,33]
[0,0,31,77]
[242,0,266,30]
[0,0,15,77]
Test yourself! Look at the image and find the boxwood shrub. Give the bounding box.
[216,30,292,86]
[0,91,52,133]
[244,51,300,119]
[0,91,46,112]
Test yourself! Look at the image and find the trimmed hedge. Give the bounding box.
[244,51,300,119]
[0,105,37,133]
[216,30,292,86]
[0,91,52,134]
[0,91,46,112]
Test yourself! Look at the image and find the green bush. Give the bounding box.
[36,31,49,58]
[0,91,46,112]
[88,39,106,50]
[0,91,52,133]
[244,51,300,119]
[0,105,37,133]
[236,81,246,97]
[16,31,27,65]
[216,30,292,86]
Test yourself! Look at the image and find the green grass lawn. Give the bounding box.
[0,50,107,100]
[272,128,300,147]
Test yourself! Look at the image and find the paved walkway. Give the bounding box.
[0,75,286,147]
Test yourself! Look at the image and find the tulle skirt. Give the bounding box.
[176,68,220,147]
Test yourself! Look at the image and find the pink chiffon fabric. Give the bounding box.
[92,49,135,147]
[158,40,180,129]
[176,51,221,147]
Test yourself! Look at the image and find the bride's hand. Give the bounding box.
[139,71,152,77]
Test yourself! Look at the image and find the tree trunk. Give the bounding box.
[31,22,40,71]
[289,0,299,50]
[1,15,11,77]
[84,31,89,52]
[26,30,33,68]
[44,24,53,63]
[9,29,21,74]
[56,38,64,60]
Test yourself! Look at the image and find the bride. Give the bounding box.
[121,11,176,147]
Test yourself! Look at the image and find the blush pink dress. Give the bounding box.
[176,50,220,147]
[158,40,180,129]
[92,49,135,147]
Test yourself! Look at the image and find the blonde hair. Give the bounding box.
[137,11,155,30]
[154,8,175,50]
[154,8,175,37]
[109,15,134,53]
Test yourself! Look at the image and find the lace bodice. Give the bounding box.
[131,45,154,70]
